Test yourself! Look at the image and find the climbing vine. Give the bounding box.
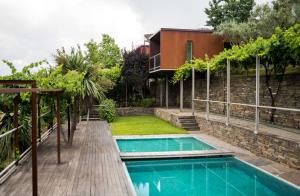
[172,24,300,83]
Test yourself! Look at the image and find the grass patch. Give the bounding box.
[110,115,187,135]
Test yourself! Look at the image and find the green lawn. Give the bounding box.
[110,115,187,135]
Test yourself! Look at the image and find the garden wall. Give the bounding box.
[196,116,300,170]
[154,108,300,170]
[152,74,300,129]
[117,107,154,116]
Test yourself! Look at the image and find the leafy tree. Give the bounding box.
[109,50,149,106]
[85,34,123,69]
[215,0,300,43]
[122,50,149,102]
[205,0,255,29]
[99,34,123,68]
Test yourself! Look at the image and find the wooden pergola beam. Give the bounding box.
[0,80,63,196]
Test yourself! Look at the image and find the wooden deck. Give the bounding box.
[0,121,134,196]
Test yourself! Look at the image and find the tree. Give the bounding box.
[109,50,149,106]
[85,34,123,69]
[205,0,255,29]
[215,0,300,43]
[122,50,149,102]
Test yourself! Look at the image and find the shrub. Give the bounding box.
[98,99,117,122]
[139,98,155,108]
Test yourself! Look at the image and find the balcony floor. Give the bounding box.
[0,121,134,196]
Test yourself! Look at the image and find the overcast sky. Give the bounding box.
[0,0,270,75]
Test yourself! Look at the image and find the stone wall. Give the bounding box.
[153,108,182,127]
[196,116,300,170]
[151,74,300,129]
[117,107,154,116]
[153,108,300,169]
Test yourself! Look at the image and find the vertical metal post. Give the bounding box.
[192,65,195,115]
[37,96,41,141]
[180,79,183,111]
[255,55,260,134]
[160,78,163,107]
[165,74,169,109]
[13,96,19,158]
[226,59,230,126]
[31,82,38,196]
[206,64,210,120]
[56,93,61,164]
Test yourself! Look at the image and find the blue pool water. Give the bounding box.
[117,137,215,152]
[125,157,300,196]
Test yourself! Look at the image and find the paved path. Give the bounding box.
[0,121,134,196]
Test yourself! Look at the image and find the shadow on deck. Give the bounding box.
[0,121,134,196]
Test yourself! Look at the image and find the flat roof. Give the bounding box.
[149,28,214,40]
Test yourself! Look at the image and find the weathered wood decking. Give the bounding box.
[0,121,134,196]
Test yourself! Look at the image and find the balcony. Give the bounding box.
[149,53,160,72]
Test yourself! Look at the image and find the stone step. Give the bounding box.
[180,122,198,126]
[186,127,200,131]
[179,119,197,123]
[182,125,199,129]
[178,116,195,120]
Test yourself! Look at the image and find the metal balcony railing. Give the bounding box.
[149,53,160,72]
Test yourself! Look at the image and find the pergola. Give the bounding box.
[162,56,300,133]
[0,80,63,196]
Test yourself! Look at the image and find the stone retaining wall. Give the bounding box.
[153,108,300,169]
[153,108,182,127]
[117,107,154,116]
[151,74,300,129]
[196,116,300,169]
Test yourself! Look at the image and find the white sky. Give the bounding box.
[0,0,271,75]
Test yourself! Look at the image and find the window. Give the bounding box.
[186,40,193,63]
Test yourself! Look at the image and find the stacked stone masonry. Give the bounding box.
[154,108,300,170]
[151,74,300,129]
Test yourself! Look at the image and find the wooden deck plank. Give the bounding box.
[0,121,134,196]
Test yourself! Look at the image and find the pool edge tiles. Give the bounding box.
[124,157,300,196]
[114,135,234,160]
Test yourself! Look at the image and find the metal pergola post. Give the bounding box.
[180,79,183,111]
[255,55,260,134]
[56,93,61,163]
[206,63,210,120]
[37,96,41,141]
[13,96,19,160]
[31,82,38,196]
[192,65,195,115]
[226,59,230,126]
[0,80,63,196]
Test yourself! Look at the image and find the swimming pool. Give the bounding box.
[125,157,300,196]
[116,137,215,153]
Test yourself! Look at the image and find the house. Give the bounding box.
[147,28,224,107]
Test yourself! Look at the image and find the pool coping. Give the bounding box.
[235,157,300,190]
[122,163,137,196]
[113,134,234,160]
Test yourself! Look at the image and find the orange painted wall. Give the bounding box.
[160,30,224,70]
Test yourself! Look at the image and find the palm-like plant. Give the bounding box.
[54,46,106,132]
